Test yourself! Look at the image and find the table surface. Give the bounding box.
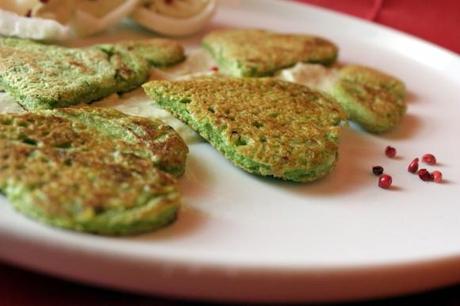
[1,0,459,305]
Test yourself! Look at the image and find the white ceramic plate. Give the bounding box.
[1,0,460,303]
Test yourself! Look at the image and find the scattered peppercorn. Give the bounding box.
[418,168,433,181]
[432,171,443,183]
[385,146,396,158]
[422,153,436,165]
[407,158,419,173]
[372,166,384,176]
[378,174,392,189]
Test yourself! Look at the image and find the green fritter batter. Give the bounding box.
[330,65,406,133]
[0,37,185,110]
[0,107,188,235]
[113,39,186,67]
[202,29,338,77]
[144,77,346,182]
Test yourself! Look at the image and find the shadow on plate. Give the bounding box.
[132,154,212,241]
[405,90,418,104]
[179,153,212,199]
[380,113,421,141]
[133,206,209,241]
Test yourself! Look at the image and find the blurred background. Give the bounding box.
[294,0,460,53]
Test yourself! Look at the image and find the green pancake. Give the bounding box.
[0,37,185,110]
[0,107,188,235]
[330,65,406,133]
[113,39,185,67]
[202,29,338,77]
[143,77,346,182]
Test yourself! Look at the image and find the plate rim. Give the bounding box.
[1,0,460,302]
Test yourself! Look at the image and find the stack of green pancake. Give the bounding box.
[143,28,406,181]
[200,29,406,133]
[0,28,406,235]
[0,37,188,235]
[0,107,188,235]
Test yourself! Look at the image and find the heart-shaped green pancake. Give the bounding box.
[0,107,188,235]
[202,29,338,77]
[143,77,345,182]
[0,37,184,110]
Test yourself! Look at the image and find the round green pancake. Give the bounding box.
[331,65,406,133]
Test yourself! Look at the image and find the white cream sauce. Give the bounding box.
[277,62,339,92]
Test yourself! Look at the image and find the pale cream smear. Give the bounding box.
[0,93,24,113]
[157,48,217,79]
[277,63,339,92]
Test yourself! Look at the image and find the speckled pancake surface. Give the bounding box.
[0,37,184,110]
[202,29,338,77]
[144,77,346,182]
[331,65,406,133]
[114,39,186,67]
[0,107,188,235]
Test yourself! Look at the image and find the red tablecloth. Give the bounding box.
[1,1,460,305]
[295,0,460,54]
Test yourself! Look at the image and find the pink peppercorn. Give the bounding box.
[385,146,396,158]
[432,171,443,183]
[407,158,419,173]
[422,153,437,165]
[378,174,392,189]
[418,168,433,181]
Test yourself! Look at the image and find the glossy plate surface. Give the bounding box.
[1,0,460,302]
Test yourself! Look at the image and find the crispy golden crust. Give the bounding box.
[0,108,188,235]
[202,29,338,77]
[144,77,346,182]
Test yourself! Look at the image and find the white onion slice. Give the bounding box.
[0,9,71,40]
[131,0,217,36]
[0,0,140,40]
[71,0,141,37]
[0,92,25,114]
